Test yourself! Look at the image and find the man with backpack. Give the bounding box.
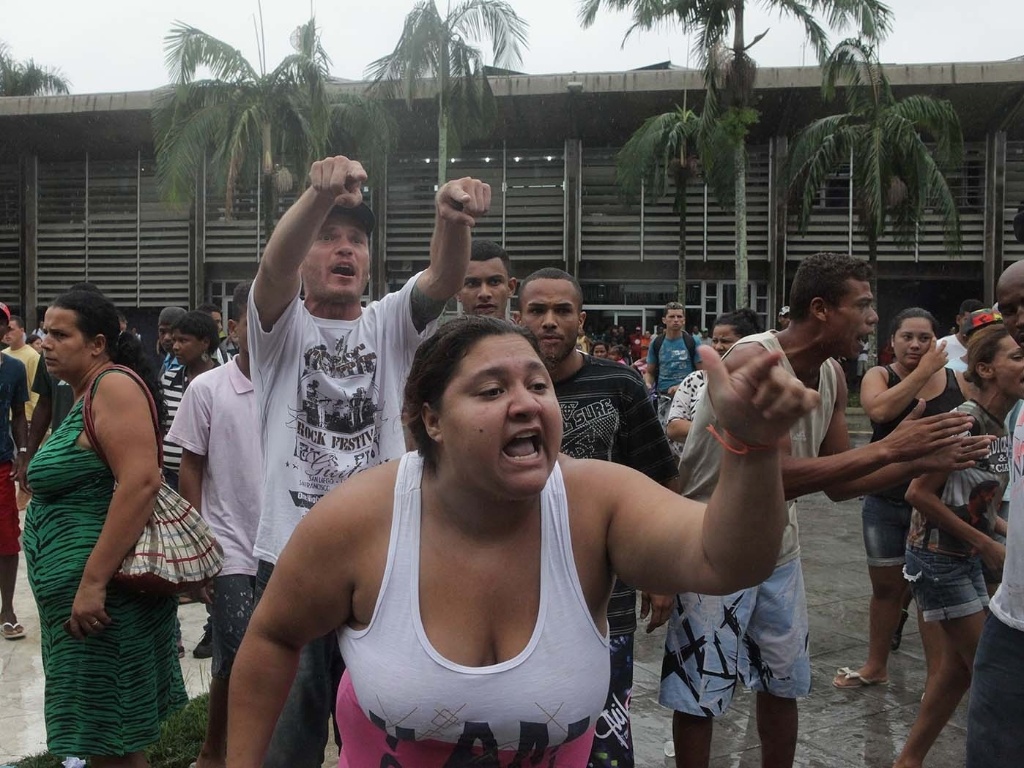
[645,301,700,424]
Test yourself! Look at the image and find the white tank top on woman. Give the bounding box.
[335,452,610,767]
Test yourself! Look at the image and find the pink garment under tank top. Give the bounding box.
[335,452,609,766]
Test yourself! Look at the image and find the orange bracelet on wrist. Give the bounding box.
[706,425,775,455]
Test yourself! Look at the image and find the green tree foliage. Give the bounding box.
[788,38,963,316]
[579,0,892,307]
[0,41,71,96]
[153,15,393,236]
[615,106,702,303]
[366,0,528,188]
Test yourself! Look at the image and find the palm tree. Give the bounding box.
[154,16,393,238]
[787,38,963,316]
[615,105,701,304]
[0,41,71,96]
[366,0,528,189]
[579,0,892,307]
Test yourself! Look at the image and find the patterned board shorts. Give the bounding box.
[659,557,812,717]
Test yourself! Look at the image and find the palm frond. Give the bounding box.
[787,115,855,229]
[451,0,529,69]
[888,94,964,169]
[617,107,699,203]
[762,0,830,62]
[365,1,443,103]
[578,0,681,34]
[164,22,258,85]
[816,0,893,43]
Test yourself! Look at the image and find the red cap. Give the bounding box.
[0,302,9,324]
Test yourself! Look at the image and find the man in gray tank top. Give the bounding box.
[661,253,992,768]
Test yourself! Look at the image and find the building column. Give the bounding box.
[768,136,789,318]
[20,155,38,325]
[984,130,1007,303]
[188,161,205,308]
[563,139,582,278]
[371,157,389,300]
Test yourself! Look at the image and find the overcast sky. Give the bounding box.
[2,0,1022,94]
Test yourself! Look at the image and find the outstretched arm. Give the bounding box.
[600,345,820,597]
[410,177,492,331]
[252,156,367,330]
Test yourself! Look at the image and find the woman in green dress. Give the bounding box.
[24,289,187,766]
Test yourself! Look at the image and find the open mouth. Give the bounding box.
[331,264,357,277]
[502,431,541,461]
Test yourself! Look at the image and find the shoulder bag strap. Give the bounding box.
[83,365,164,468]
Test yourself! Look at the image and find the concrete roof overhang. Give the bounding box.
[1,60,1022,161]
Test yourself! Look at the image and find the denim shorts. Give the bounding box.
[861,494,912,567]
[210,573,256,679]
[904,547,988,622]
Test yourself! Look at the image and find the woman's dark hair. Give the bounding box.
[591,341,608,354]
[713,308,762,338]
[403,315,542,470]
[964,324,1012,387]
[890,307,939,339]
[26,333,40,345]
[51,290,167,427]
[171,311,220,355]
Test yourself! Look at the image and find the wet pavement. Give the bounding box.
[0,412,968,766]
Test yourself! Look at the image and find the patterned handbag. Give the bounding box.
[83,365,224,596]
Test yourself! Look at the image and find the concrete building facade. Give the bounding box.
[1,60,1023,336]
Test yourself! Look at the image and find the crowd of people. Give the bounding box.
[3,154,1024,768]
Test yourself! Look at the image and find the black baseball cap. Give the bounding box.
[328,202,375,235]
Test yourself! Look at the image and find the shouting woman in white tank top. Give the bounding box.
[226,315,819,768]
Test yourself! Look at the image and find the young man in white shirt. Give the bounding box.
[242,155,490,768]
[168,280,260,768]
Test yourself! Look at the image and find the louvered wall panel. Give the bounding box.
[704,149,770,262]
[1005,141,1024,262]
[504,152,564,261]
[139,162,189,307]
[385,150,557,283]
[204,173,261,265]
[642,173,709,263]
[385,155,436,279]
[585,146,769,263]
[37,161,87,302]
[581,149,640,261]
[87,159,139,305]
[0,165,20,296]
[788,143,985,263]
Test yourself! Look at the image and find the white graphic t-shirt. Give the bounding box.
[248,274,433,563]
[992,404,1024,630]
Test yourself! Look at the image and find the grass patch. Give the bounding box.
[15,694,208,768]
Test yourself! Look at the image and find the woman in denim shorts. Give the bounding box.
[834,308,965,690]
[896,315,1018,768]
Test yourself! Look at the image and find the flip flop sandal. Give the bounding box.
[1,621,26,640]
[833,666,888,689]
